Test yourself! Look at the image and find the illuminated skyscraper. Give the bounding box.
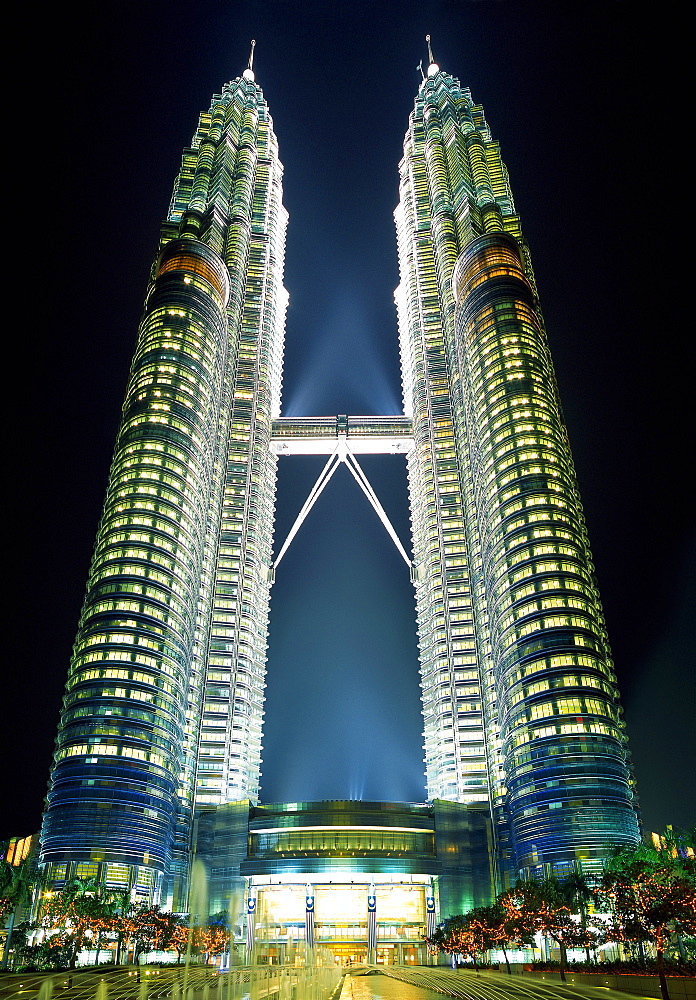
[40,56,288,907]
[395,49,639,879]
[39,45,639,918]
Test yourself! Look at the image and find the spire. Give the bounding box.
[243,39,256,81]
[425,34,439,77]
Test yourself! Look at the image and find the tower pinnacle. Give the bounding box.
[425,34,439,76]
[243,39,256,80]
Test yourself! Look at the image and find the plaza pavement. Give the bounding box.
[340,966,657,1000]
[0,965,662,1000]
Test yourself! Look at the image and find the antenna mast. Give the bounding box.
[243,39,256,80]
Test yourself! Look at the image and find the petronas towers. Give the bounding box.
[39,47,639,911]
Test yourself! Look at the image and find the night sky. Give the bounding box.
[3,1,692,843]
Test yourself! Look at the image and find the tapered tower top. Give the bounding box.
[425,34,439,76]
[243,39,256,80]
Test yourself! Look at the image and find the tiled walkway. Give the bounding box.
[339,968,654,1000]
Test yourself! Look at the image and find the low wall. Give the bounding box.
[518,969,696,999]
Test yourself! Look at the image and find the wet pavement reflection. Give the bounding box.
[344,974,456,999]
[339,969,654,1000]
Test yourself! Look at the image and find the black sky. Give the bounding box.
[3,1,693,842]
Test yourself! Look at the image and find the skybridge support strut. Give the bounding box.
[343,448,411,569]
[272,433,411,574]
[273,446,342,572]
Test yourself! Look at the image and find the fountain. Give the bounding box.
[37,980,53,1000]
[182,858,208,995]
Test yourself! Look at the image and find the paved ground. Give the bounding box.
[0,965,659,1000]
[0,964,339,999]
[340,967,655,1000]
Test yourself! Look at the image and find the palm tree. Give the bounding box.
[560,870,595,963]
[40,875,127,968]
[0,857,40,969]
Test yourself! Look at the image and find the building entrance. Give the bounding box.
[329,943,368,966]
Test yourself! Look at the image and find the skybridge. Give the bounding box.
[270,414,414,455]
[270,415,414,573]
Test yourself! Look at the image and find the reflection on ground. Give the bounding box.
[340,968,654,1000]
[344,972,455,999]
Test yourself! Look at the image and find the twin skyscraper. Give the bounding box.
[39,46,640,920]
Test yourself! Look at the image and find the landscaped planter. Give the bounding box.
[517,969,696,999]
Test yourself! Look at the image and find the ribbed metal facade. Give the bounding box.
[40,74,287,907]
[395,65,639,880]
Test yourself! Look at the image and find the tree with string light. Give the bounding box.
[595,833,696,1000]
[499,878,598,982]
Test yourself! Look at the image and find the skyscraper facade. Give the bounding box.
[395,57,639,881]
[40,65,287,908]
[39,49,639,914]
